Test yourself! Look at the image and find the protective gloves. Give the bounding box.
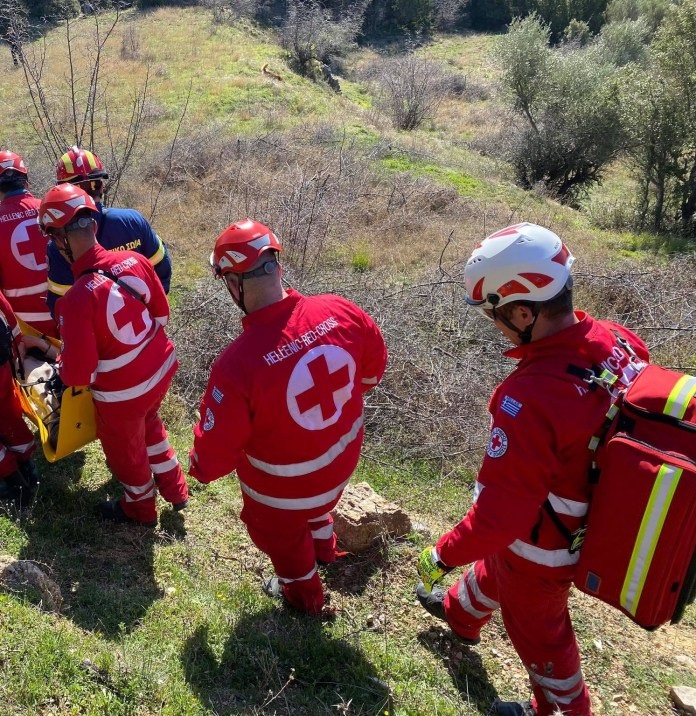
[418,546,453,593]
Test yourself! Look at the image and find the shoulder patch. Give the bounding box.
[500,395,523,418]
[487,427,508,458]
[203,407,215,431]
[211,386,224,404]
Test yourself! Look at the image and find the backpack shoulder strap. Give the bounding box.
[79,268,147,304]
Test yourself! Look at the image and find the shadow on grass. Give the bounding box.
[418,625,499,713]
[182,610,391,715]
[321,542,386,597]
[15,449,169,638]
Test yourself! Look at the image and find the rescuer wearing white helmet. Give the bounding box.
[416,223,650,716]
[189,218,388,616]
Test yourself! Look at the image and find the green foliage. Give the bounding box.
[605,0,675,34]
[528,0,609,38]
[563,18,592,45]
[594,17,650,66]
[622,0,696,236]
[26,0,79,20]
[497,15,627,204]
[389,0,433,33]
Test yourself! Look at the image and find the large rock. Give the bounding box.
[332,482,412,552]
[671,686,696,715]
[0,555,63,613]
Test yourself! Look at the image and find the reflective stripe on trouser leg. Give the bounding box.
[94,398,158,523]
[444,557,500,641]
[309,513,337,563]
[144,404,188,506]
[493,552,592,716]
[241,497,327,615]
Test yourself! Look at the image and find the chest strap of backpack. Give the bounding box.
[80,268,147,304]
[531,499,587,554]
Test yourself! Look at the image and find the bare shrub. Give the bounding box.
[202,0,257,24]
[364,53,452,130]
[119,21,140,59]
[281,0,366,80]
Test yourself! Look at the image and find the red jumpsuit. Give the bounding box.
[56,244,188,522]
[0,190,57,337]
[0,292,36,479]
[190,289,387,613]
[434,313,649,716]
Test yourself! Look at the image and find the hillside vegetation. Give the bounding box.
[0,5,694,716]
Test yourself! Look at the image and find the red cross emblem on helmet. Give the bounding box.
[287,345,356,430]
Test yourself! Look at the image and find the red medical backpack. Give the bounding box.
[573,363,696,629]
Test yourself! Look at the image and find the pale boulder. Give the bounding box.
[332,482,412,552]
[0,555,63,613]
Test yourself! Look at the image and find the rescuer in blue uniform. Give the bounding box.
[46,146,172,315]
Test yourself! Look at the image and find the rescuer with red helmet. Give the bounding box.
[190,218,388,615]
[39,183,188,527]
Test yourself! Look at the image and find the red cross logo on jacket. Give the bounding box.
[287,345,356,430]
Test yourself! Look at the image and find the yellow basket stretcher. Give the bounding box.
[15,319,96,463]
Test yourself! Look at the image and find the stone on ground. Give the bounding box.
[671,686,696,715]
[0,555,63,613]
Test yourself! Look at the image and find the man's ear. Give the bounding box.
[515,304,536,327]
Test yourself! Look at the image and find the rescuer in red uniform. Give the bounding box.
[189,218,387,615]
[416,223,649,716]
[0,150,56,337]
[38,184,189,527]
[0,290,40,509]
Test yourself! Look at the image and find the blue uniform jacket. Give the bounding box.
[47,203,172,315]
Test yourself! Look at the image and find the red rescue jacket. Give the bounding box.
[56,244,175,409]
[190,289,387,515]
[0,190,55,336]
[437,312,650,578]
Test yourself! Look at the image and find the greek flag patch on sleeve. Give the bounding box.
[500,395,522,418]
[212,386,224,404]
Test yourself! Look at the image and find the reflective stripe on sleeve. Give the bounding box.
[3,282,48,297]
[547,492,588,517]
[508,540,580,567]
[664,375,696,420]
[91,351,176,402]
[240,476,351,511]
[47,279,71,296]
[148,237,166,266]
[529,667,583,692]
[621,463,681,616]
[246,416,363,477]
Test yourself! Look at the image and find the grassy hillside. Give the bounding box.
[1,6,694,716]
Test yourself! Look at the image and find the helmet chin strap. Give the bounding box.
[492,303,539,344]
[56,233,75,264]
[227,275,247,314]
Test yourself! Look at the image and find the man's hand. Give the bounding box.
[418,546,452,593]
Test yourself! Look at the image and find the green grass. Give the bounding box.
[380,155,483,197]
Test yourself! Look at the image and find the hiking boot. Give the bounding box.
[262,577,284,600]
[493,700,536,715]
[416,582,481,645]
[172,499,188,512]
[18,459,40,489]
[98,499,157,528]
[0,470,36,509]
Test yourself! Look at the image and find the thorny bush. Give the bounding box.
[171,256,696,479]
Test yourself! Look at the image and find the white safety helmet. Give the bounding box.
[464,222,574,310]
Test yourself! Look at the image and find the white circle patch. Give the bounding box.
[487,427,508,458]
[287,345,356,431]
[105,278,152,345]
[11,219,47,271]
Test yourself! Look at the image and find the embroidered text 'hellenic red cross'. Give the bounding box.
[296,353,350,420]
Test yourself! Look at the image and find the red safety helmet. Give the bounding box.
[38,184,99,232]
[211,219,282,277]
[56,146,109,183]
[0,150,28,179]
